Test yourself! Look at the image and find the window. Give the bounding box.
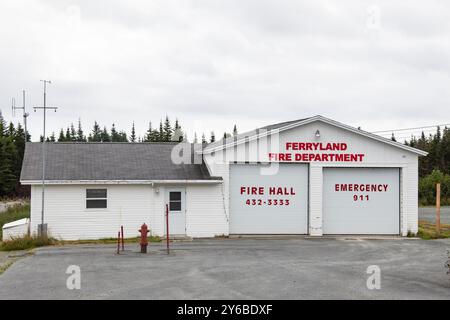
[169,192,182,211]
[86,189,107,209]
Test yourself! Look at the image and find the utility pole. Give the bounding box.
[12,90,30,141]
[33,80,58,238]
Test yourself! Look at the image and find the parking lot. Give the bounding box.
[0,238,449,300]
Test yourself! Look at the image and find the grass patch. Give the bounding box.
[0,235,56,251]
[0,260,15,275]
[58,236,161,245]
[0,203,30,240]
[417,220,450,240]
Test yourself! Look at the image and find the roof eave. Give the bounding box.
[20,179,223,185]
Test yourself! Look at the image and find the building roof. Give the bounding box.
[257,118,310,131]
[202,115,428,156]
[20,142,219,183]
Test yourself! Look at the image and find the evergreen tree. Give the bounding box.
[49,132,56,142]
[0,110,6,138]
[391,133,396,142]
[89,121,102,142]
[144,122,160,142]
[12,124,26,184]
[65,127,71,141]
[210,131,216,143]
[119,130,128,142]
[7,122,15,137]
[0,136,18,195]
[101,127,111,142]
[69,123,77,141]
[172,118,183,142]
[163,116,172,142]
[159,120,164,142]
[233,124,238,136]
[131,122,136,142]
[144,122,152,142]
[441,127,450,174]
[201,133,206,144]
[58,129,65,142]
[76,120,86,142]
[111,124,120,142]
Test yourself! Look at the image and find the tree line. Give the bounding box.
[43,116,183,143]
[403,126,450,205]
[0,110,239,198]
[0,111,29,197]
[2,106,449,203]
[43,116,237,144]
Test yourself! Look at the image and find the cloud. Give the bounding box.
[0,0,449,140]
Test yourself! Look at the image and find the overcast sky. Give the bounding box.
[1,0,449,141]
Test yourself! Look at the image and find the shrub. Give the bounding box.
[419,170,450,206]
[0,235,55,251]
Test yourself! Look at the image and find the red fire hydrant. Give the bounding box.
[139,223,150,253]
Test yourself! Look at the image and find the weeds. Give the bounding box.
[58,236,161,245]
[0,235,55,251]
[0,260,15,275]
[417,220,450,240]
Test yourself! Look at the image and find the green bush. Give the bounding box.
[0,203,30,240]
[0,235,55,251]
[419,170,450,206]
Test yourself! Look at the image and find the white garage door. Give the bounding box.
[229,163,308,234]
[323,167,400,235]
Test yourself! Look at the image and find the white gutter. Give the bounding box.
[20,179,223,185]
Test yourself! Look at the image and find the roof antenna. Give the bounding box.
[12,90,30,141]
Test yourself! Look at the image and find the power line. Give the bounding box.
[377,128,440,137]
[372,123,450,134]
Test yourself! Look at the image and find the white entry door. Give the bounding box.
[166,189,186,235]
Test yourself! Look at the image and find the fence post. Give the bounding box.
[436,183,441,233]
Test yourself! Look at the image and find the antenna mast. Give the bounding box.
[12,90,30,141]
[33,80,59,238]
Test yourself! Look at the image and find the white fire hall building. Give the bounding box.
[20,115,427,240]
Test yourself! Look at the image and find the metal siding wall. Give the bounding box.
[150,185,166,237]
[185,184,228,237]
[309,164,323,235]
[406,158,419,234]
[29,185,165,240]
[204,153,230,236]
[204,120,420,236]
